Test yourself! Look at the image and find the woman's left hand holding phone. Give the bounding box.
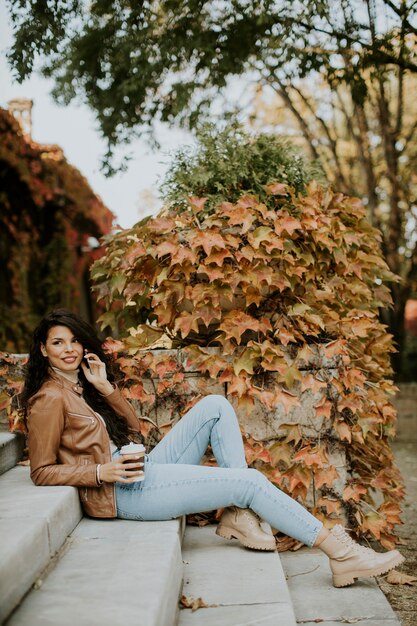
[81,352,114,396]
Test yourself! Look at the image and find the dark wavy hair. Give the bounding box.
[20,309,131,448]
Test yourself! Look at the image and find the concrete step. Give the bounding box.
[178,524,297,626]
[280,546,402,626]
[0,433,25,475]
[0,466,82,623]
[7,516,185,626]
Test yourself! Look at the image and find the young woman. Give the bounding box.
[22,309,404,588]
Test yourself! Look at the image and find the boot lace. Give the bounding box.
[332,525,373,556]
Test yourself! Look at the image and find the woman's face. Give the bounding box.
[40,325,84,371]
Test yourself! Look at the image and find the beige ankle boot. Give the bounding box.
[319,524,404,587]
[216,506,276,551]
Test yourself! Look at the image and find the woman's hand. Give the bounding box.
[99,458,144,483]
[81,352,114,396]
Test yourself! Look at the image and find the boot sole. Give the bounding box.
[332,552,405,587]
[216,525,276,551]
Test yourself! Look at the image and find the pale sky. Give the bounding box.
[0,2,192,228]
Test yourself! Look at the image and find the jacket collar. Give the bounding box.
[48,369,84,396]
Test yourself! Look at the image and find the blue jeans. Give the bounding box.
[115,395,322,546]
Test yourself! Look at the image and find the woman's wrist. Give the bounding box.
[95,381,115,397]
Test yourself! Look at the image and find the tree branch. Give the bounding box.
[261,72,322,164]
[289,83,351,193]
[383,0,417,35]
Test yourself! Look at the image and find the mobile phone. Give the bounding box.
[84,351,90,368]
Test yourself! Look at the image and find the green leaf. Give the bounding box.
[97,311,118,332]
[287,303,311,316]
[233,348,257,375]
[110,273,127,295]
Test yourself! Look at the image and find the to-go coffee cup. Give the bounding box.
[120,443,146,482]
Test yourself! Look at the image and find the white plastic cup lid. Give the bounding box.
[120,443,146,455]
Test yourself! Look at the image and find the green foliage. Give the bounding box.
[162,124,322,210]
[6,1,417,168]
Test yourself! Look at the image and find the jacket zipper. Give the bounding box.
[94,411,117,515]
[67,412,95,424]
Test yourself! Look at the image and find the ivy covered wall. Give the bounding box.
[0,109,114,351]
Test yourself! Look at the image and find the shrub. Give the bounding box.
[161,123,321,211]
[92,178,403,547]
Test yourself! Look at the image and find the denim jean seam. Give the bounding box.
[254,483,321,545]
[139,475,250,492]
[167,415,221,465]
[256,483,316,528]
[117,507,144,521]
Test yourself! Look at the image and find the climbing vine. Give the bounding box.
[0,108,113,351]
[91,182,404,548]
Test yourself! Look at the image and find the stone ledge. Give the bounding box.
[0,432,25,475]
[8,517,185,626]
[0,467,82,622]
[179,524,297,626]
[280,547,401,625]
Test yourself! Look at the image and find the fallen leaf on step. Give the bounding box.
[275,533,304,552]
[186,511,217,526]
[385,570,417,585]
[180,595,211,612]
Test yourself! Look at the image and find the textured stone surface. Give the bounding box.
[0,432,25,474]
[9,518,184,626]
[280,547,401,625]
[178,524,296,626]
[0,466,82,554]
[0,517,49,623]
[0,467,82,622]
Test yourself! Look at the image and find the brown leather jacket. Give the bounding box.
[27,371,141,518]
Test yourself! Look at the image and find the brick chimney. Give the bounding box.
[7,97,33,139]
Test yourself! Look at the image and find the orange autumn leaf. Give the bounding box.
[228,374,250,397]
[362,512,386,540]
[222,204,255,233]
[180,595,210,612]
[264,182,289,195]
[334,421,352,442]
[204,249,232,266]
[385,571,417,586]
[300,373,327,393]
[293,445,328,467]
[219,312,271,344]
[314,465,340,489]
[317,497,342,515]
[188,196,207,212]
[173,312,200,339]
[275,213,302,236]
[314,395,333,419]
[189,228,227,256]
[343,484,367,502]
[283,464,312,490]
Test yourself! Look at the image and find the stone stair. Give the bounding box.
[0,432,25,476]
[0,434,184,626]
[178,525,297,626]
[0,433,403,626]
